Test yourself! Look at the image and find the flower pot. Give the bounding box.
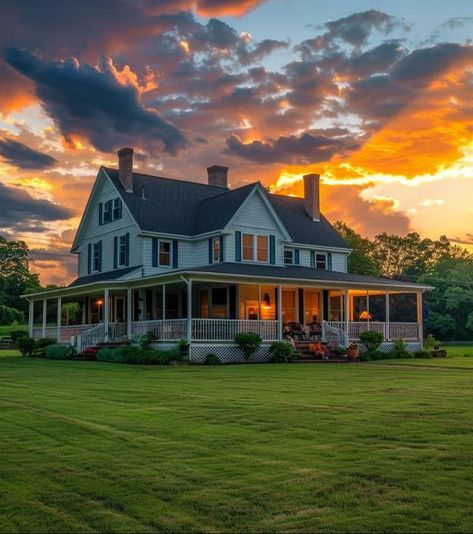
[347,348,359,360]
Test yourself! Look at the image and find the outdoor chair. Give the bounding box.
[288,321,306,340]
[307,321,323,340]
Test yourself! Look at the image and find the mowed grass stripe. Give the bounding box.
[0,354,472,532]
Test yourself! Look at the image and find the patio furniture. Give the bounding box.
[307,321,323,340]
[288,321,306,340]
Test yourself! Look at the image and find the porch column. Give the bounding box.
[277,285,283,340]
[28,300,34,337]
[417,291,423,348]
[104,288,110,342]
[162,284,166,320]
[385,291,390,341]
[187,279,192,342]
[343,289,349,346]
[366,290,370,327]
[126,288,132,339]
[258,284,262,321]
[42,299,47,338]
[56,296,62,342]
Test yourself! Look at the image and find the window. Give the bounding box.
[242,234,254,261]
[316,253,327,269]
[213,237,220,262]
[257,235,268,262]
[159,240,171,266]
[93,242,100,272]
[119,235,127,266]
[103,199,112,223]
[284,249,294,265]
[113,198,121,219]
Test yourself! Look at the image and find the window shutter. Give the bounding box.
[87,243,92,274]
[235,231,241,262]
[98,240,103,272]
[172,240,178,268]
[294,249,300,265]
[310,250,315,268]
[269,235,275,264]
[118,198,123,219]
[98,203,103,225]
[208,238,212,264]
[125,233,130,266]
[328,252,332,270]
[152,238,158,267]
[219,236,224,262]
[113,236,118,269]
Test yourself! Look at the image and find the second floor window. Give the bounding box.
[257,236,268,262]
[119,235,127,266]
[213,237,220,262]
[284,249,294,265]
[159,240,171,266]
[242,234,254,261]
[103,200,112,223]
[316,253,327,269]
[113,198,122,219]
[93,242,101,272]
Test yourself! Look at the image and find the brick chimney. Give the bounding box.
[303,173,320,221]
[207,165,229,189]
[118,147,134,192]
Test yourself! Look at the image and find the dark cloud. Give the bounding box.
[5,49,187,155]
[195,0,266,16]
[0,182,73,229]
[0,137,57,169]
[225,130,360,164]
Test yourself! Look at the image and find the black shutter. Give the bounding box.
[310,250,315,268]
[208,238,213,264]
[172,240,178,268]
[113,236,118,269]
[298,288,304,324]
[235,231,241,262]
[219,236,224,262]
[152,238,158,267]
[269,235,275,264]
[125,233,130,266]
[98,203,103,225]
[294,249,300,265]
[118,198,123,219]
[87,243,92,274]
[98,241,102,272]
[327,252,332,270]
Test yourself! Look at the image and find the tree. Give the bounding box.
[333,222,379,276]
[0,236,41,317]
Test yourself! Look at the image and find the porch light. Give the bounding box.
[359,310,372,320]
[263,292,271,309]
[97,299,103,306]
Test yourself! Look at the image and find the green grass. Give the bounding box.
[0,352,472,533]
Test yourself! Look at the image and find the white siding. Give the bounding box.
[331,252,347,273]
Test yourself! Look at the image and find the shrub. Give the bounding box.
[45,344,75,359]
[234,332,262,361]
[17,336,36,357]
[0,305,24,326]
[9,329,29,341]
[97,345,181,365]
[360,330,384,352]
[97,347,128,363]
[425,333,440,350]
[392,339,412,359]
[205,353,221,365]
[360,350,386,361]
[34,337,57,357]
[139,331,157,350]
[269,341,297,362]
[178,339,189,350]
[413,349,432,359]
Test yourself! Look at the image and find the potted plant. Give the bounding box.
[347,342,359,360]
[333,346,347,358]
[178,338,190,356]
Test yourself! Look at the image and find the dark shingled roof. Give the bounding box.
[69,266,141,287]
[187,263,429,289]
[104,167,350,248]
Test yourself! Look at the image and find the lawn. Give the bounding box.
[0,352,472,533]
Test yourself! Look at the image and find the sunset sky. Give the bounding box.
[1,0,472,285]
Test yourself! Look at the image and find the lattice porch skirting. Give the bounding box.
[360,341,422,353]
[190,343,272,364]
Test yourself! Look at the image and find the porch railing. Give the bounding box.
[131,319,187,341]
[323,321,420,342]
[191,319,279,341]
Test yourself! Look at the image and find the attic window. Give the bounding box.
[140,185,146,200]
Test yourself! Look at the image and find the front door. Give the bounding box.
[114,296,126,322]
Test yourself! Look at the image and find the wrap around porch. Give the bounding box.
[28,278,424,351]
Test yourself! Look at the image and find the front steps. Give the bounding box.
[294,341,349,363]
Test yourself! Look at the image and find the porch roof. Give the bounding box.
[69,265,142,287]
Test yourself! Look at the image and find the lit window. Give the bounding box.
[316,253,327,269]
[242,234,254,261]
[119,235,127,266]
[284,249,293,265]
[213,237,220,262]
[257,235,268,262]
[159,241,171,266]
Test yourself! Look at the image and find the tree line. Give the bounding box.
[1,231,473,340]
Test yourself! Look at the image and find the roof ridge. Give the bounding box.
[198,181,258,203]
